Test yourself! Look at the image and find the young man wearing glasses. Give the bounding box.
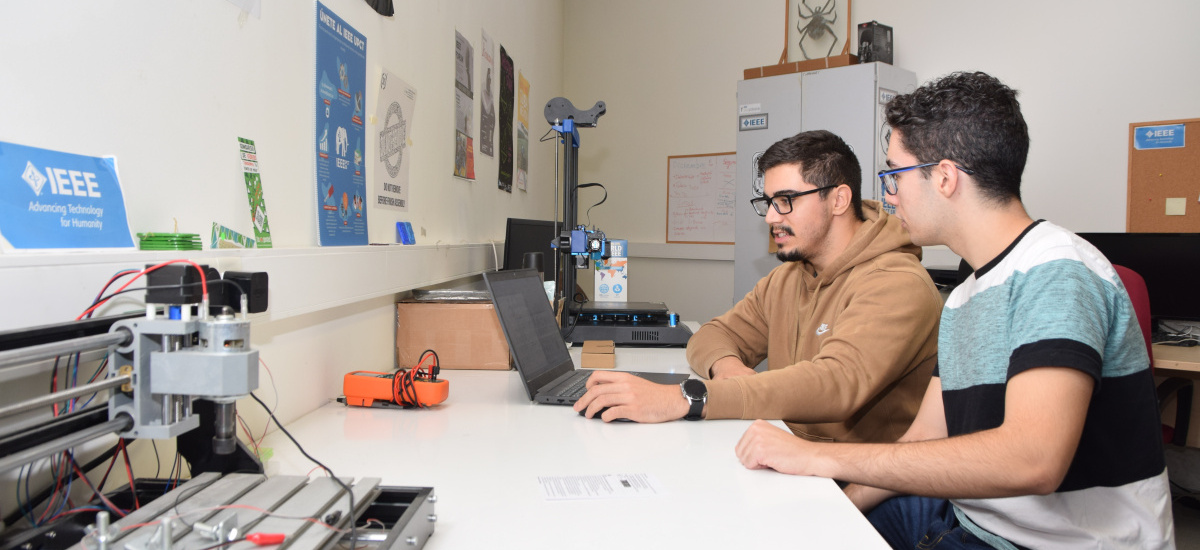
[576,129,942,447]
[735,72,1173,548]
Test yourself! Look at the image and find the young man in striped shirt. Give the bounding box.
[734,71,1173,549]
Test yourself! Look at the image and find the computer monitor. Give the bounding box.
[1076,232,1200,322]
[502,218,560,274]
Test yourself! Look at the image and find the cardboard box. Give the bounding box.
[594,239,628,302]
[581,340,615,369]
[395,301,510,370]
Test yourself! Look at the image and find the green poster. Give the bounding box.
[239,137,273,248]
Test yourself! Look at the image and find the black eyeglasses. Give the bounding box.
[749,186,836,216]
[878,162,975,195]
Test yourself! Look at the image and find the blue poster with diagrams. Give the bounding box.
[315,3,367,246]
[0,141,134,249]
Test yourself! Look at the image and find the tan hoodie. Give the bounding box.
[686,200,940,443]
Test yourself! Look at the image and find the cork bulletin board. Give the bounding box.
[1127,117,1200,232]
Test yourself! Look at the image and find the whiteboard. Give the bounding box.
[666,152,736,244]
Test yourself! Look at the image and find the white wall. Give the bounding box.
[0,0,563,522]
[1,0,563,248]
[0,0,564,401]
[563,0,1200,317]
[853,0,1200,233]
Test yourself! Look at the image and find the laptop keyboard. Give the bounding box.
[552,373,590,399]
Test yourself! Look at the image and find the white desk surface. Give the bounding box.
[261,345,888,549]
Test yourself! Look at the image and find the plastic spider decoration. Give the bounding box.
[795,0,839,60]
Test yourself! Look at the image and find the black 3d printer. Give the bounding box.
[543,98,692,347]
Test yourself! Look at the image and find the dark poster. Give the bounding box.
[497,46,514,193]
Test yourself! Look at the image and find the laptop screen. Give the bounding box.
[483,269,575,398]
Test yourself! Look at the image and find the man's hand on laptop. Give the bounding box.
[574,371,691,423]
[709,356,757,380]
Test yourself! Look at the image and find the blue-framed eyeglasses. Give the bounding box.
[749,186,837,216]
[878,163,975,195]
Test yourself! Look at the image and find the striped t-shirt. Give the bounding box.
[937,220,1173,549]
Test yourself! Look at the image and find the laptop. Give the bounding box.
[482,269,690,405]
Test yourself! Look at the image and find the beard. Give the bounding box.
[772,217,831,264]
[776,248,808,263]
[772,224,808,263]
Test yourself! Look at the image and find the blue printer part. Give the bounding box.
[570,229,588,254]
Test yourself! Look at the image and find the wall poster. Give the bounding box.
[0,141,135,250]
[479,29,496,158]
[453,30,475,180]
[497,45,514,193]
[516,72,529,192]
[374,71,416,212]
[238,137,272,247]
[315,2,367,246]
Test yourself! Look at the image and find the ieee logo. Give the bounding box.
[1134,123,1185,150]
[22,161,48,196]
[19,161,103,198]
[739,114,768,131]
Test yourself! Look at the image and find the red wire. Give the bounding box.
[238,415,261,457]
[392,352,440,407]
[35,453,67,524]
[90,270,140,317]
[119,440,140,510]
[76,260,208,320]
[69,460,126,518]
[117,503,344,532]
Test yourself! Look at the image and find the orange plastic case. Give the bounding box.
[342,370,449,407]
[342,371,395,407]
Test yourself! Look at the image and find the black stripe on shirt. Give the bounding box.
[1058,368,1165,492]
[1008,338,1103,386]
[940,369,1164,492]
[942,382,1006,437]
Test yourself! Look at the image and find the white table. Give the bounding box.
[261,346,888,549]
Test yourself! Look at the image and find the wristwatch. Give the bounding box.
[680,379,707,421]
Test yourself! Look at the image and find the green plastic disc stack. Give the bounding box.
[137,232,202,251]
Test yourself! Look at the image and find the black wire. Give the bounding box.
[538,126,557,142]
[96,439,129,493]
[120,441,138,509]
[559,293,589,341]
[170,475,218,528]
[249,393,357,548]
[66,455,124,517]
[421,350,440,381]
[577,183,607,229]
[151,440,161,479]
[89,279,247,310]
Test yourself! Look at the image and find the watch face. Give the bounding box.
[683,379,706,399]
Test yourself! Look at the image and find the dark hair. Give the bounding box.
[756,129,864,221]
[885,71,1029,202]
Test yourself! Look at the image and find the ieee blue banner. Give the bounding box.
[0,141,134,249]
[1134,123,1185,150]
[315,2,368,246]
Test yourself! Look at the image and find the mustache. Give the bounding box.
[770,224,795,236]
